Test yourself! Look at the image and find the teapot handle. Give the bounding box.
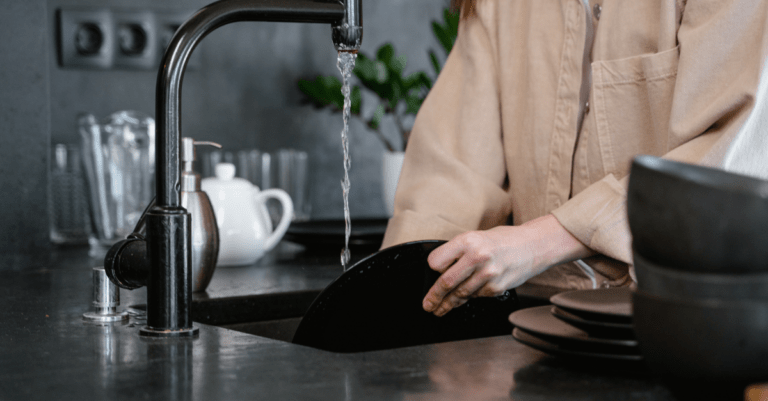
[254,188,294,253]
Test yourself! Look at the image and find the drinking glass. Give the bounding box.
[49,144,90,245]
[79,111,154,257]
[276,149,311,221]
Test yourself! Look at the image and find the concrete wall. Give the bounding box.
[0,1,52,270]
[0,0,450,269]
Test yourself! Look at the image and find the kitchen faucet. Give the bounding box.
[103,0,362,337]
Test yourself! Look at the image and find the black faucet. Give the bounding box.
[104,0,362,337]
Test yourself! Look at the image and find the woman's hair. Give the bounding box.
[451,0,476,18]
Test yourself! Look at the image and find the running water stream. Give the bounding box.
[337,51,357,270]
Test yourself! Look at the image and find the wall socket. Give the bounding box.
[57,7,198,70]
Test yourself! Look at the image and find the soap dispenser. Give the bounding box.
[181,137,221,292]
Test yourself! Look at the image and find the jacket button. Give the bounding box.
[593,3,602,20]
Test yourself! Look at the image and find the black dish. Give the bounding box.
[634,251,768,301]
[550,307,635,339]
[627,155,768,273]
[632,289,768,384]
[284,218,387,250]
[549,288,633,324]
[508,306,638,354]
[512,328,643,363]
[292,240,520,353]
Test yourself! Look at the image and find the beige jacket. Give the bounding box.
[381,0,768,289]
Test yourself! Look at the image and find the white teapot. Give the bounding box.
[201,163,293,266]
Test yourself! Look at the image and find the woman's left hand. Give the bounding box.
[422,214,595,316]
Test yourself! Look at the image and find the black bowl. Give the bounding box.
[633,251,768,301]
[627,155,768,273]
[633,289,768,385]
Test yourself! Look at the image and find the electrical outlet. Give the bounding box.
[112,10,157,70]
[58,8,114,69]
[57,7,199,70]
[156,10,201,70]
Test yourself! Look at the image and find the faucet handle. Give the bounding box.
[83,267,130,323]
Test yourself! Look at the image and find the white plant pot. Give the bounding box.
[382,151,405,217]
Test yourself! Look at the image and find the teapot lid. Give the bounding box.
[215,163,236,180]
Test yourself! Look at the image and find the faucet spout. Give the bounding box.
[103,0,360,338]
[332,0,363,52]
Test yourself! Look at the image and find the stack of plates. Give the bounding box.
[509,287,641,362]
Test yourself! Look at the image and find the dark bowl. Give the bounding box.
[633,251,768,301]
[627,155,768,273]
[633,289,768,385]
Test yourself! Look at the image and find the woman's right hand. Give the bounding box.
[422,214,595,317]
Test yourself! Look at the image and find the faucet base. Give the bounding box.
[140,326,199,338]
[83,311,130,323]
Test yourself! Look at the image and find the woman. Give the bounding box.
[381,0,768,316]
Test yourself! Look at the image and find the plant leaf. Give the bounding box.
[369,104,385,130]
[391,55,407,75]
[350,85,362,115]
[428,51,441,77]
[297,76,343,110]
[432,9,459,57]
[404,71,431,91]
[353,53,378,82]
[405,93,424,115]
[445,8,460,36]
[376,43,395,64]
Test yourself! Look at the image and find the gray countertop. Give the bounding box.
[0,243,676,400]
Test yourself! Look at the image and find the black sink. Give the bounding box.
[192,289,321,342]
[129,278,551,351]
[131,289,321,343]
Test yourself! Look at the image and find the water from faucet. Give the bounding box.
[337,51,357,270]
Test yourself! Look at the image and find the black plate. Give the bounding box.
[512,328,643,362]
[550,307,635,339]
[508,306,638,354]
[550,288,633,324]
[284,218,388,250]
[292,240,520,353]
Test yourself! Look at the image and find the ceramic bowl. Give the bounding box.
[633,251,768,301]
[627,155,768,273]
[632,289,768,385]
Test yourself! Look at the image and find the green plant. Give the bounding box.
[298,7,459,152]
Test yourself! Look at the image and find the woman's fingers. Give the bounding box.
[431,266,498,316]
[427,239,466,273]
[432,279,485,317]
[422,256,476,312]
[433,295,469,317]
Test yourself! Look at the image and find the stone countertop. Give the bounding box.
[0,243,676,401]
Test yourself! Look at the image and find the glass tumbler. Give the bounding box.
[79,111,154,257]
[276,149,311,222]
[49,144,90,245]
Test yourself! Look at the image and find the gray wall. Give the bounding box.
[0,0,450,270]
[0,1,52,270]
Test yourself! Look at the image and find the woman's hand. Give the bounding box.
[422,214,595,316]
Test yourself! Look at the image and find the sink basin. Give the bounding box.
[191,289,321,342]
[130,283,551,351]
[131,289,321,343]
